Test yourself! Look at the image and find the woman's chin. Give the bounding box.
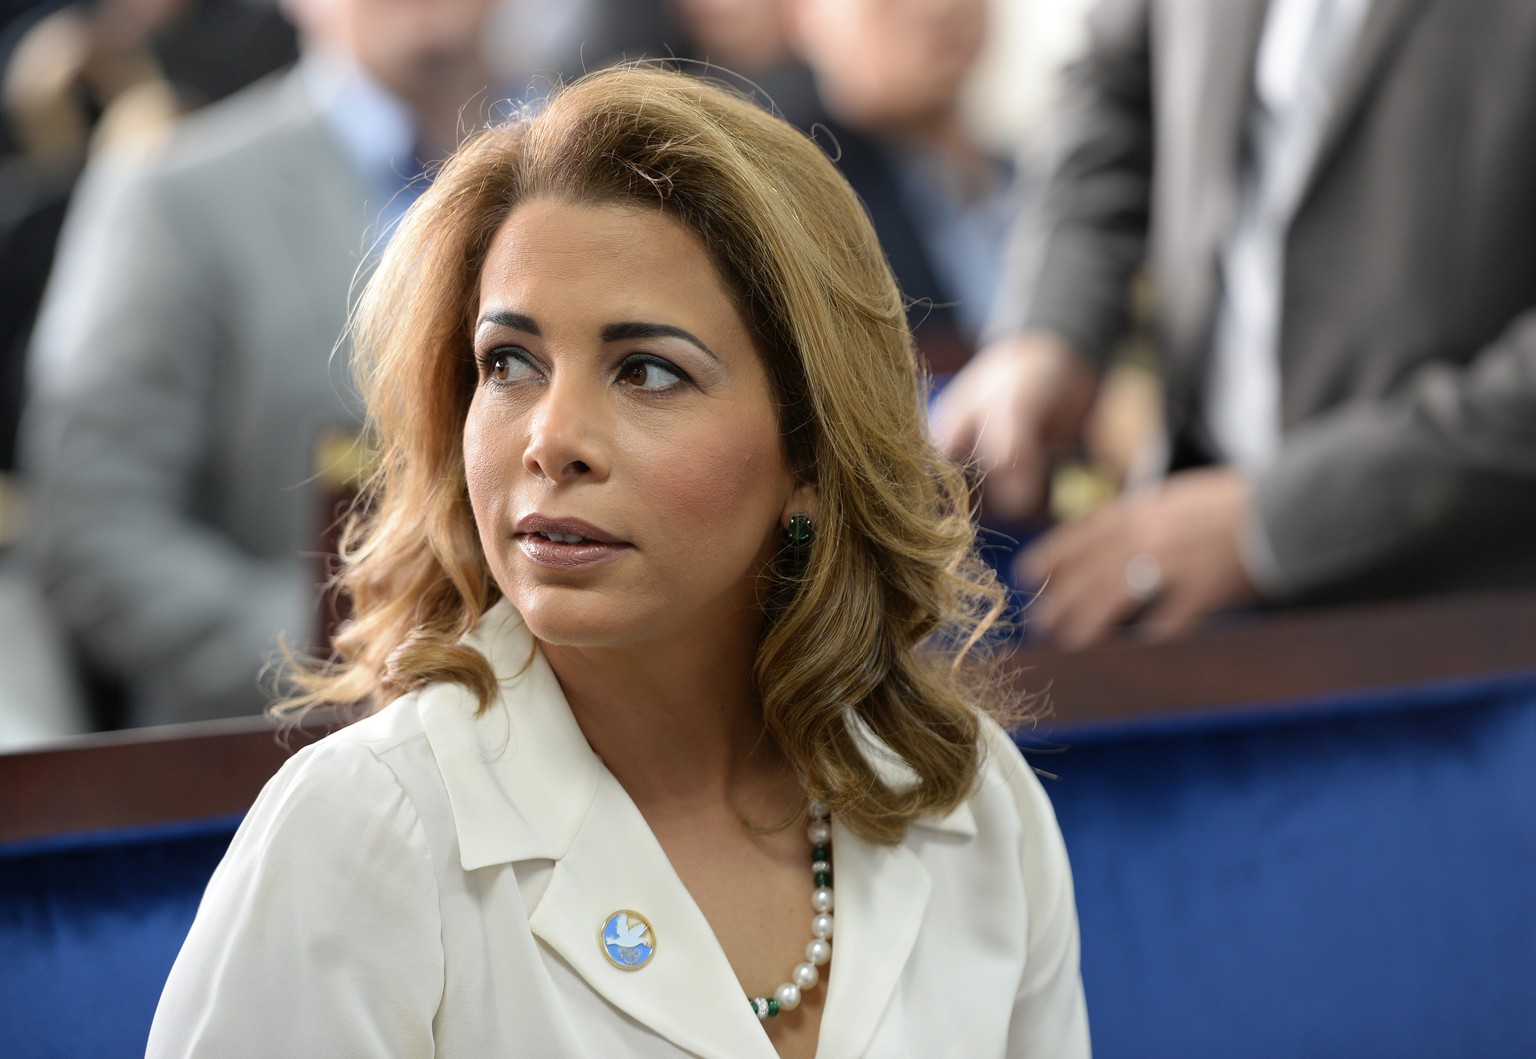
[513,601,641,652]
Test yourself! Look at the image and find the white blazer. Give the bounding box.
[147,601,1090,1057]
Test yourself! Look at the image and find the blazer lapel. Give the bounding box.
[1301,0,1432,203]
[814,818,934,1059]
[1185,0,1271,193]
[527,772,779,1059]
[423,601,775,1058]
[1157,0,1269,365]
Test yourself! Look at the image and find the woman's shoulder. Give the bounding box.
[975,713,1050,796]
[282,689,436,773]
[954,714,1071,863]
[149,693,450,1055]
[895,712,1067,872]
[249,692,446,847]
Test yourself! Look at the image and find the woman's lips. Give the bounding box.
[513,514,631,570]
[515,533,631,570]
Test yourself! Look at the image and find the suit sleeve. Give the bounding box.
[146,740,443,1057]
[991,0,1154,370]
[22,154,312,721]
[1252,309,1536,597]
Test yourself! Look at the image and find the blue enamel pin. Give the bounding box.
[600,910,656,970]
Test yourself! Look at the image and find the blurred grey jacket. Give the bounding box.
[1004,0,1536,600]
[23,70,369,725]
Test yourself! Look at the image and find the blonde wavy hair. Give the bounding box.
[282,64,1021,844]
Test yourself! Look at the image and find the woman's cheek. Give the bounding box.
[462,406,513,541]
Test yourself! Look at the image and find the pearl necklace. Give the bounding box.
[749,800,834,1020]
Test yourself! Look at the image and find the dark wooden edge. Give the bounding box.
[4,591,1536,844]
[1009,589,1536,728]
[0,713,339,846]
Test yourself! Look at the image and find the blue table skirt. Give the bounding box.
[1,815,240,1057]
[1037,670,1536,1058]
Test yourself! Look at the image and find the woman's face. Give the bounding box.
[464,198,805,653]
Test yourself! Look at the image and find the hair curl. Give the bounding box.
[280,64,1023,844]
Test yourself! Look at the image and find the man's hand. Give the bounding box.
[1018,467,1262,649]
[930,332,1098,519]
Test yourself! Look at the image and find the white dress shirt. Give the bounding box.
[147,600,1090,1058]
[1204,0,1373,470]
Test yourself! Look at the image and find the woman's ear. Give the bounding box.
[780,482,819,529]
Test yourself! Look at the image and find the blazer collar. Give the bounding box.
[417,599,604,869]
[419,599,972,1057]
[419,599,974,865]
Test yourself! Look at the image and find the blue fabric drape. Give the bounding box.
[0,815,240,1057]
[1035,670,1536,1058]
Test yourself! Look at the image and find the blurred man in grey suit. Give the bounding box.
[21,0,505,724]
[934,0,1536,647]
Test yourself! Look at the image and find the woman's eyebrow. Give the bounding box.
[603,321,719,362]
[477,309,540,334]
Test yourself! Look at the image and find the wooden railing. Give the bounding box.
[4,589,1535,845]
[1009,589,1536,725]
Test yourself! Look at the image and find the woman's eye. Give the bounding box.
[617,355,685,391]
[480,348,537,384]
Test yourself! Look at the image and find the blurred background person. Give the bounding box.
[670,0,791,74]
[0,0,297,479]
[0,0,294,746]
[784,0,1014,378]
[934,0,1536,648]
[786,0,1110,594]
[666,0,816,118]
[17,0,513,727]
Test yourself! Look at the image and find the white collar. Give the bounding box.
[421,597,974,871]
[418,600,603,870]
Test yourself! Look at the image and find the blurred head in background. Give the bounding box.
[667,0,792,74]
[281,0,499,100]
[787,0,987,138]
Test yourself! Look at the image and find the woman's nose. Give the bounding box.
[521,376,610,483]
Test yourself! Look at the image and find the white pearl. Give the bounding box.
[792,962,819,989]
[809,799,829,820]
[775,982,801,1011]
[806,938,831,966]
[811,859,831,875]
[806,820,831,846]
[811,912,834,939]
[811,886,834,913]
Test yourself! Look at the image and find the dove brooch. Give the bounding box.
[601,910,657,970]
